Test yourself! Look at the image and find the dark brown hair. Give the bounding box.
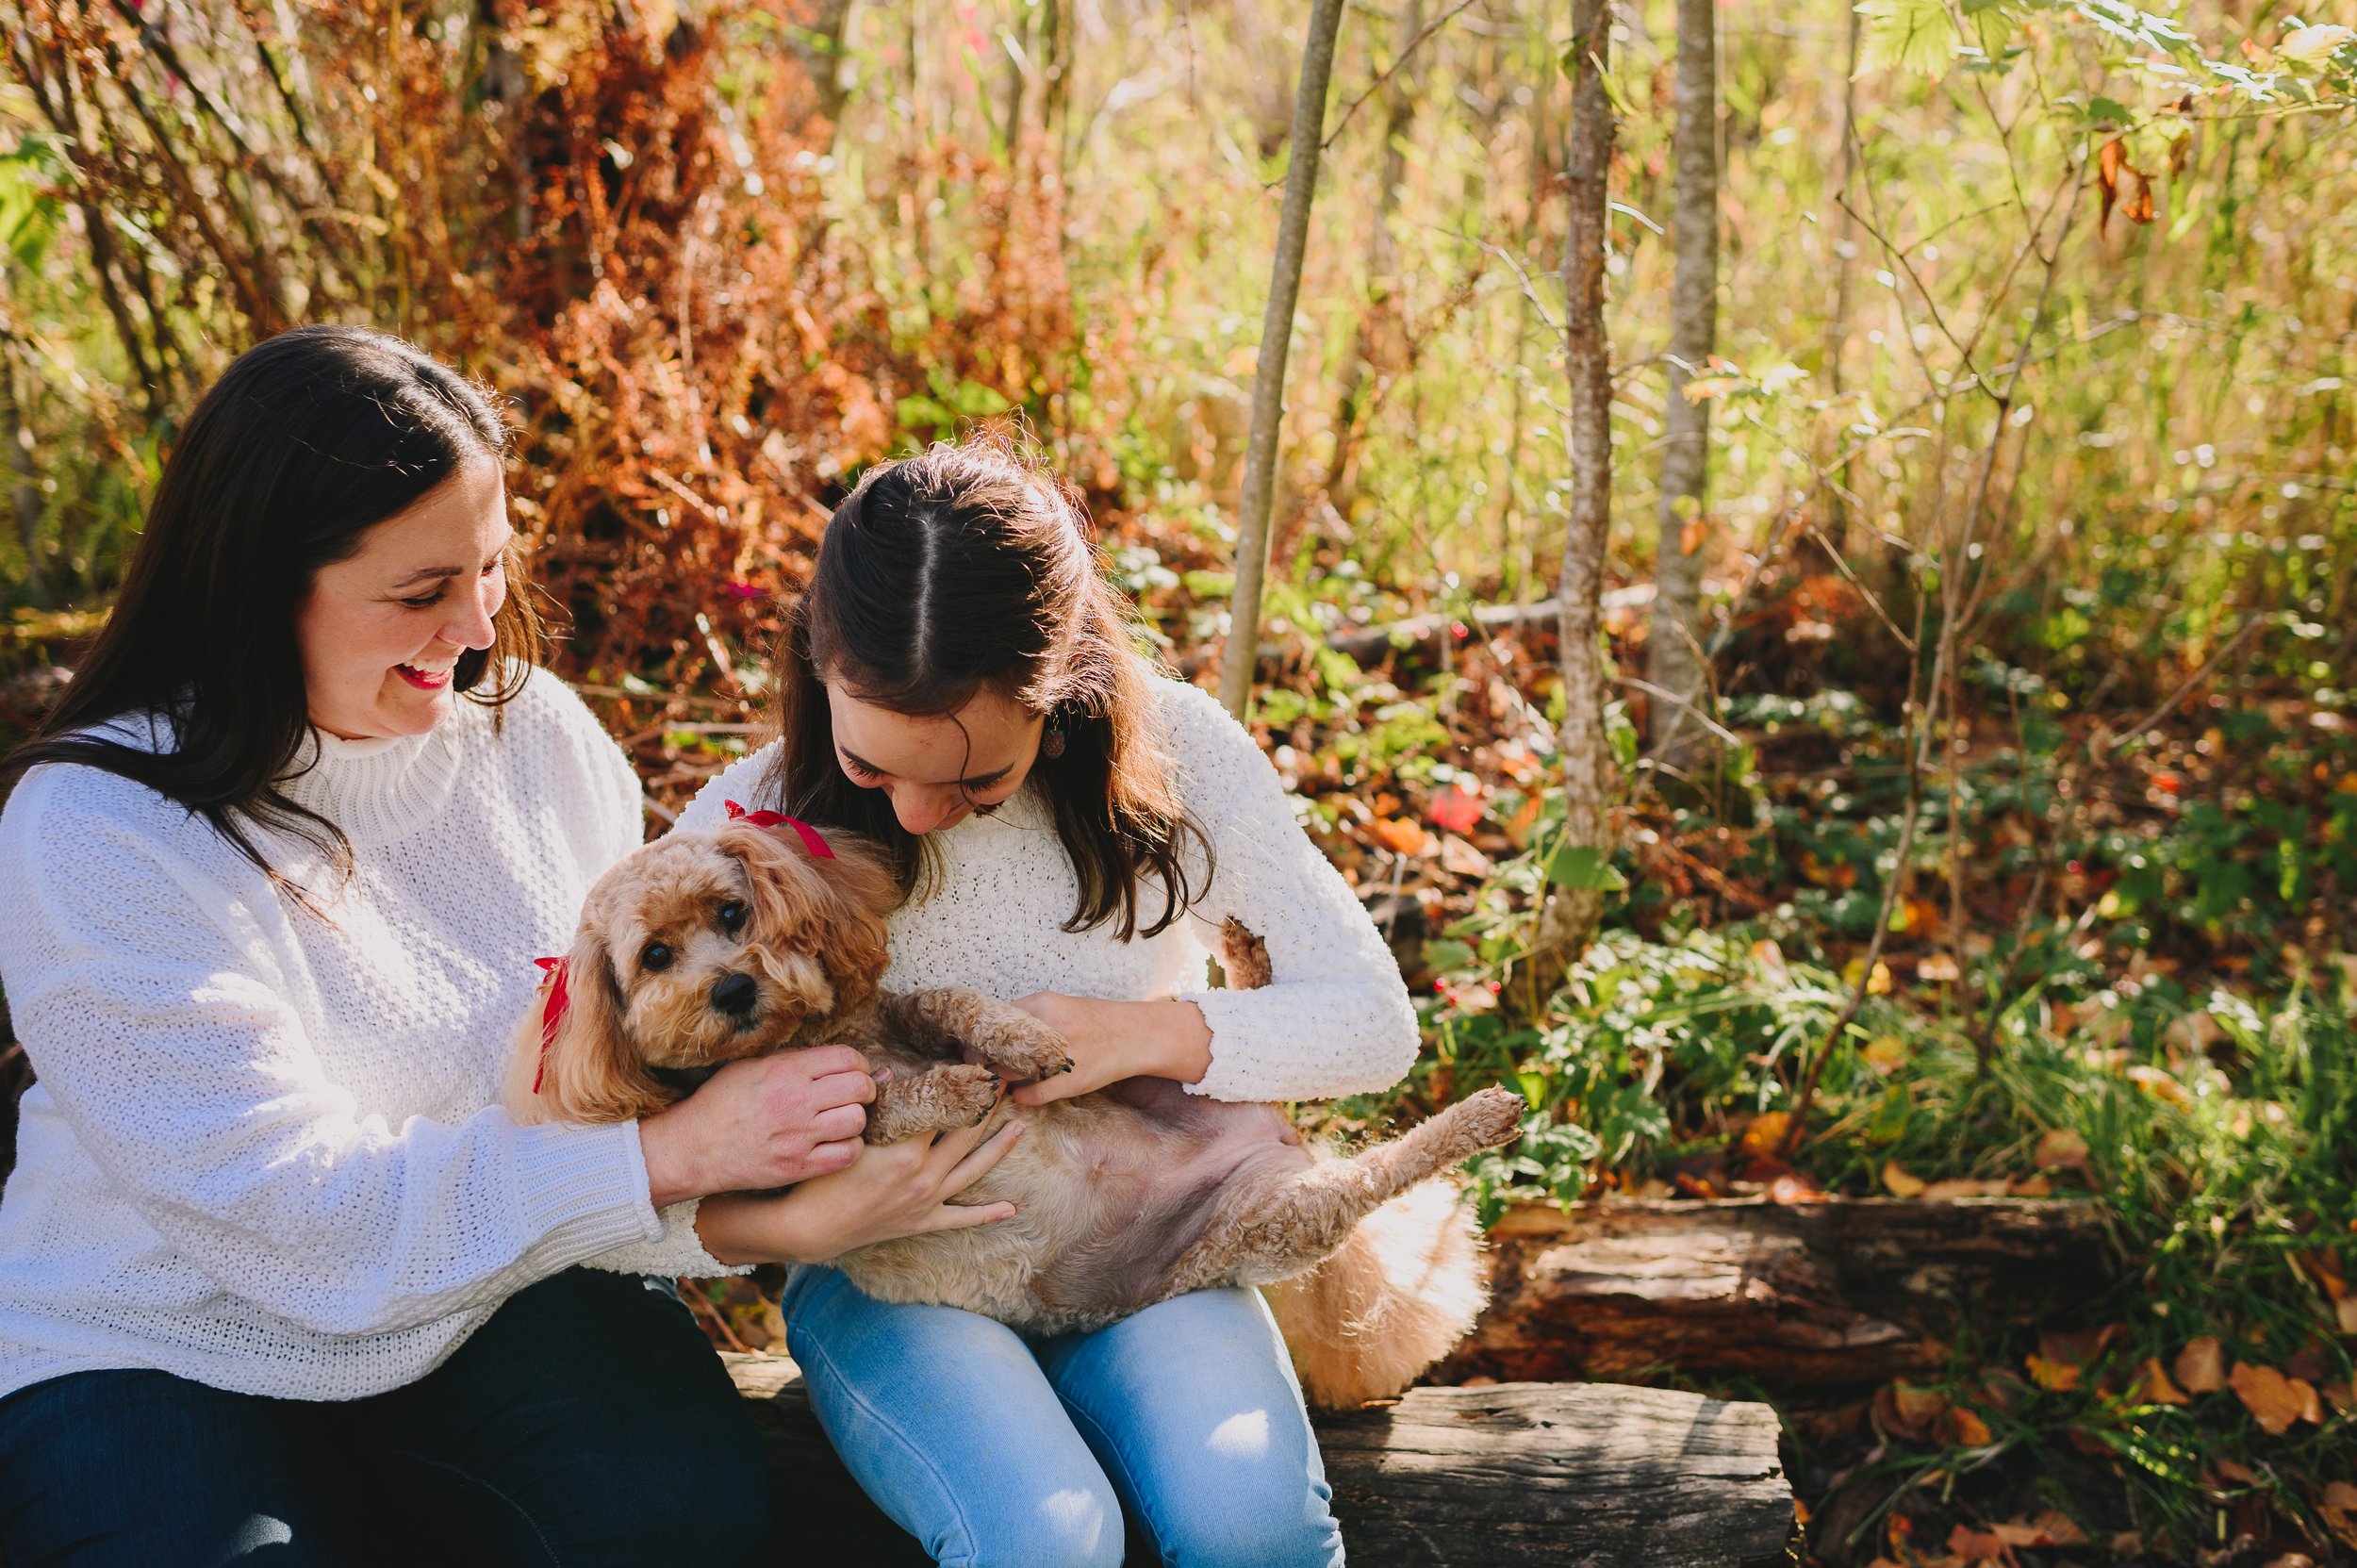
[0,325,539,885]
[764,437,1209,940]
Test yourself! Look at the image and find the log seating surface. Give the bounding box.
[1442,1197,2105,1392]
[723,1352,1799,1566]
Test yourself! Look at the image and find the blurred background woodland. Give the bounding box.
[2,0,2356,1561]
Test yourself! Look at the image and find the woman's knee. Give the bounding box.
[1141,1497,1344,1568]
[935,1472,1125,1568]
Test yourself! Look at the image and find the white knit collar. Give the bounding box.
[275,708,473,851]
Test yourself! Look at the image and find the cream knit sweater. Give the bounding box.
[0,668,725,1403]
[678,677,1420,1106]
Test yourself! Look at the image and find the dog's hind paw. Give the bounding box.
[1450,1086,1528,1155]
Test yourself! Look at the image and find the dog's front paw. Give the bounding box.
[977,1014,1076,1084]
[870,1064,1003,1141]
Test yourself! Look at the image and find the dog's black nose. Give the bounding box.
[711,972,759,1017]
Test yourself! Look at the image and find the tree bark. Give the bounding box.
[1437,1197,2107,1393]
[1522,0,1618,1009]
[1646,0,1718,767]
[1219,0,1347,721]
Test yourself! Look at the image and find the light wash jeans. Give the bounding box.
[782,1264,1345,1568]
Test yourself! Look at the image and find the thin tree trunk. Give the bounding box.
[1522,0,1617,1010]
[789,0,857,126]
[1219,0,1347,721]
[0,346,41,605]
[1821,0,1863,557]
[1646,0,1716,768]
[1318,0,1423,521]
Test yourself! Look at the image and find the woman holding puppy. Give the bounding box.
[0,327,1016,1565]
[683,438,1421,1568]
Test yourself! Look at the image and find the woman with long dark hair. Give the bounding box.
[680,437,1421,1567]
[0,327,1014,1565]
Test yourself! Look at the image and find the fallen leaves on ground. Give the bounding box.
[2230,1360,2322,1434]
[2176,1334,2230,1394]
[2033,1129,2090,1171]
[2134,1356,2191,1405]
[2322,1481,2357,1550]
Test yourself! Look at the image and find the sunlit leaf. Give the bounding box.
[1857,0,1962,77]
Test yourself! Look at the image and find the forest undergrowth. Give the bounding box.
[1,0,2354,1561]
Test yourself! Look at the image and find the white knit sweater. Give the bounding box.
[678,677,1419,1105]
[0,668,726,1403]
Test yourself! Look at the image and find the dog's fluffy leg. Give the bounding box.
[1263,1181,1491,1409]
[867,1065,1002,1142]
[889,988,1075,1084]
[1155,1086,1524,1300]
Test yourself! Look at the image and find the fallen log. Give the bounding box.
[723,1352,1797,1566]
[1439,1197,2107,1391]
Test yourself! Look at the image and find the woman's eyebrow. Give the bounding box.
[388,534,513,588]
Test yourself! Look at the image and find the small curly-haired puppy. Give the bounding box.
[505,814,1525,1406]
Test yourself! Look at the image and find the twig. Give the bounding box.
[1783,586,1934,1157]
[683,1284,754,1353]
[2092,617,2271,761]
[1619,675,1745,750]
[1321,0,1481,150]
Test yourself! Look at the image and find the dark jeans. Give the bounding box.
[0,1269,769,1567]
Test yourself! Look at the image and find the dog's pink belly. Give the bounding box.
[1017,1081,1306,1312]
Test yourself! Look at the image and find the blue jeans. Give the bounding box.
[783,1265,1345,1568]
[0,1269,767,1567]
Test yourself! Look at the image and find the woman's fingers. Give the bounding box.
[803,1065,880,1111]
[937,1120,1024,1195]
[808,1101,868,1143]
[803,1137,864,1178]
[921,1199,1017,1233]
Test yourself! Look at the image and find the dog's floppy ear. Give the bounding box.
[534,919,674,1126]
[718,818,897,1016]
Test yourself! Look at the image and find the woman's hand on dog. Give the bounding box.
[639,1046,880,1209]
[1005,993,1213,1106]
[692,1116,1025,1266]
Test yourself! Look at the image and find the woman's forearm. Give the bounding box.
[691,1192,816,1267]
[1105,998,1212,1083]
[1006,995,1211,1104]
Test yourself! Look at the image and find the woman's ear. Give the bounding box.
[535,921,673,1126]
[719,820,896,1016]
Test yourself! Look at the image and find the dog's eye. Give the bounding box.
[640,942,674,973]
[717,900,748,934]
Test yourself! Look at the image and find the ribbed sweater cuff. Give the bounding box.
[510,1122,663,1262]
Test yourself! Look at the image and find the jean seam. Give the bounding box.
[384,1448,562,1568]
[1053,1394,1168,1565]
[789,1327,986,1568]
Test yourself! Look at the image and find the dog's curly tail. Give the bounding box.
[1263,1179,1490,1410]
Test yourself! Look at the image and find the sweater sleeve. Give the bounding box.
[1161,681,1422,1102]
[674,746,782,837]
[0,767,676,1336]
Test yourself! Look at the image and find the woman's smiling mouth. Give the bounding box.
[395,661,455,690]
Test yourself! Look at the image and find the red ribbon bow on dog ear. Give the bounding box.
[724,800,834,860]
[531,956,569,1095]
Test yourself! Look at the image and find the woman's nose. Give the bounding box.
[891,787,964,836]
[447,577,499,651]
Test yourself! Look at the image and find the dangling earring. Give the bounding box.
[1042,713,1067,759]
